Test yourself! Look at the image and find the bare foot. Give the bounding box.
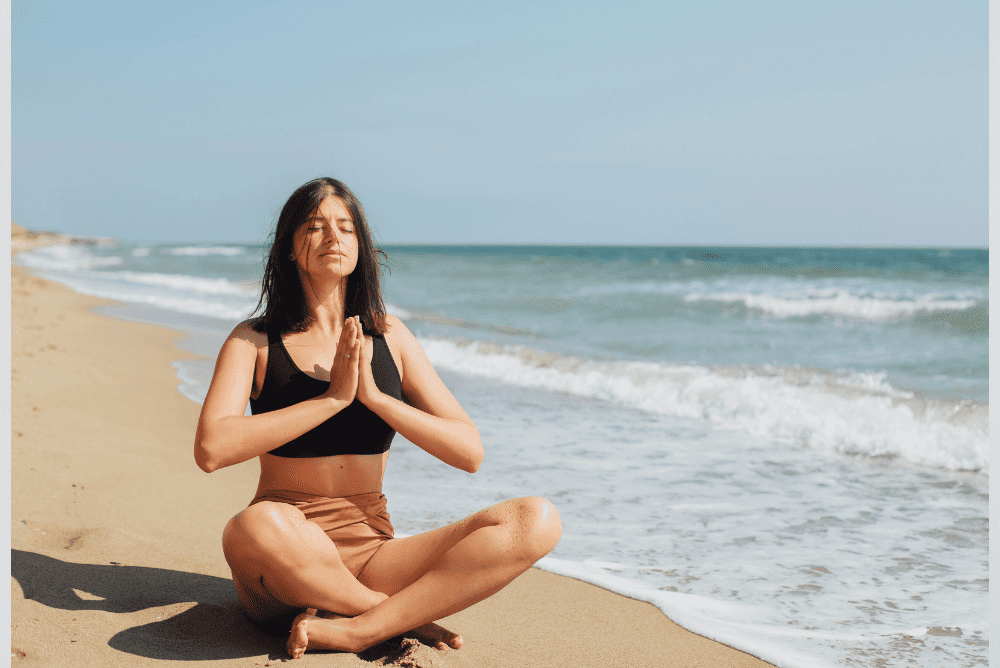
[286,611,364,657]
[407,621,463,650]
[286,612,319,659]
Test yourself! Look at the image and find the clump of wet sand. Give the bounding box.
[367,637,439,667]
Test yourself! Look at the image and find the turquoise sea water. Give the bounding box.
[16,242,988,668]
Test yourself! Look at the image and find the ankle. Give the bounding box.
[341,616,377,653]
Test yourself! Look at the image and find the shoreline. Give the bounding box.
[11,259,778,667]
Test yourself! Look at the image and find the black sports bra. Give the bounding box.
[250,329,402,458]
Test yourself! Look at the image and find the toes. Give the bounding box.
[411,623,463,650]
[286,613,315,659]
[435,626,463,650]
[285,638,303,660]
[286,632,305,659]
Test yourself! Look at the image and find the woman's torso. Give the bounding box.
[250,324,404,500]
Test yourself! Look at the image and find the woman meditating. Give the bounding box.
[194,177,561,658]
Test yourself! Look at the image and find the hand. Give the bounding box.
[356,319,383,408]
[323,316,362,405]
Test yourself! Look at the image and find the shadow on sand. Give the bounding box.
[12,549,431,664]
[12,549,285,661]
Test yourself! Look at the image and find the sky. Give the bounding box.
[12,1,986,246]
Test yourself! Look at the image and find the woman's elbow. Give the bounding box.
[193,429,223,473]
[194,442,219,473]
[463,433,485,473]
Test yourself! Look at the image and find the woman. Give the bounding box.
[194,178,561,658]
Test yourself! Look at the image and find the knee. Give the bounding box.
[223,502,305,564]
[512,496,561,561]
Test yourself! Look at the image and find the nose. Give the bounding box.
[324,225,339,245]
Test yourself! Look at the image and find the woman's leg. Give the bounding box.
[286,496,561,656]
[222,501,388,621]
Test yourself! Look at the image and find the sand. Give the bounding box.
[11,260,777,667]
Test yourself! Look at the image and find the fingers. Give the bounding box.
[340,316,362,345]
[334,317,352,356]
[350,320,362,362]
[338,319,363,378]
[325,318,364,402]
[333,317,362,356]
[330,316,364,372]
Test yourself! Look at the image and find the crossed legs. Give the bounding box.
[222,496,561,656]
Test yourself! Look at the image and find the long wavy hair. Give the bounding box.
[251,178,388,335]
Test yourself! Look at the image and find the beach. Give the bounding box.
[10,262,778,666]
[11,236,987,667]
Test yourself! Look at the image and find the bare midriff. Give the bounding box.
[254,451,389,499]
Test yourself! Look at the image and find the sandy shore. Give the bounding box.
[11,264,776,667]
[11,221,115,252]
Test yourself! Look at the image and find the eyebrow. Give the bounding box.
[306,215,354,223]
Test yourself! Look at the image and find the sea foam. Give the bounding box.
[27,267,260,321]
[168,245,245,256]
[536,556,845,668]
[575,276,982,321]
[686,289,979,320]
[418,337,988,473]
[16,244,123,271]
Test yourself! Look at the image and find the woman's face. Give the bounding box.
[291,196,359,280]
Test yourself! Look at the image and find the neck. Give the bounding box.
[299,273,349,334]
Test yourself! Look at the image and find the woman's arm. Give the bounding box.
[193,319,362,472]
[358,315,483,473]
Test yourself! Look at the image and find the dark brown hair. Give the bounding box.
[251,178,387,335]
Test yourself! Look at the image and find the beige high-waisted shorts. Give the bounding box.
[249,490,394,576]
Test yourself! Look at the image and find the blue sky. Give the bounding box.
[13,1,985,246]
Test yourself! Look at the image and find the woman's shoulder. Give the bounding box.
[380,314,416,375]
[381,313,415,345]
[227,318,269,349]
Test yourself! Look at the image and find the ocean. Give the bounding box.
[15,242,988,668]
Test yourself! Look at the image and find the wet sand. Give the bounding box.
[11,262,776,667]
